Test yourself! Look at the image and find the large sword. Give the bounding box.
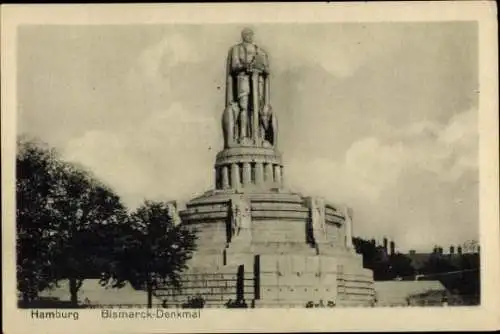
[251,72,260,144]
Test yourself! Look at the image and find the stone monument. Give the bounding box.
[157,28,375,308]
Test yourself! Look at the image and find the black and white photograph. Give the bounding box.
[2,2,499,333]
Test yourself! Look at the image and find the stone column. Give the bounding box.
[255,162,264,185]
[280,166,285,186]
[273,164,281,186]
[222,165,229,189]
[242,162,251,186]
[231,163,240,189]
[215,168,220,189]
[264,163,274,183]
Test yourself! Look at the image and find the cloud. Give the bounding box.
[59,32,226,209]
[265,25,408,78]
[122,32,214,118]
[62,103,219,209]
[286,108,478,251]
[135,33,204,80]
[438,108,478,176]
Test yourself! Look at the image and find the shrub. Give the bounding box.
[182,295,205,308]
[225,299,248,308]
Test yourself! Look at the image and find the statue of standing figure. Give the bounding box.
[222,28,278,148]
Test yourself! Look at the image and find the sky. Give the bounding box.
[17,22,479,252]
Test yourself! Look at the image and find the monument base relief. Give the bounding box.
[160,28,375,308]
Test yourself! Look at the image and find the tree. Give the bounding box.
[456,253,480,304]
[101,200,197,308]
[462,240,479,253]
[16,137,128,307]
[420,252,458,276]
[353,237,378,269]
[226,299,248,308]
[352,237,414,280]
[387,253,415,280]
[182,295,205,308]
[16,137,61,304]
[418,250,480,305]
[353,237,392,280]
[49,162,128,306]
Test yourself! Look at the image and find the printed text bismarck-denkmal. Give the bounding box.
[101,309,201,320]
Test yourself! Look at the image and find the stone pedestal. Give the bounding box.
[215,147,284,191]
[176,190,375,308]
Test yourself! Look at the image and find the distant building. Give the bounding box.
[406,243,480,273]
[374,281,450,307]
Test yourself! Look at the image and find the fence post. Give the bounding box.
[254,255,261,300]
[237,265,245,302]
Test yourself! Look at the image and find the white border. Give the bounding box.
[2,2,499,333]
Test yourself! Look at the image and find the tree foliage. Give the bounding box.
[16,137,128,306]
[49,163,128,305]
[420,252,458,275]
[225,299,248,308]
[386,253,416,279]
[182,295,205,308]
[419,250,480,304]
[100,200,197,308]
[16,137,61,303]
[353,236,480,305]
[352,237,415,281]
